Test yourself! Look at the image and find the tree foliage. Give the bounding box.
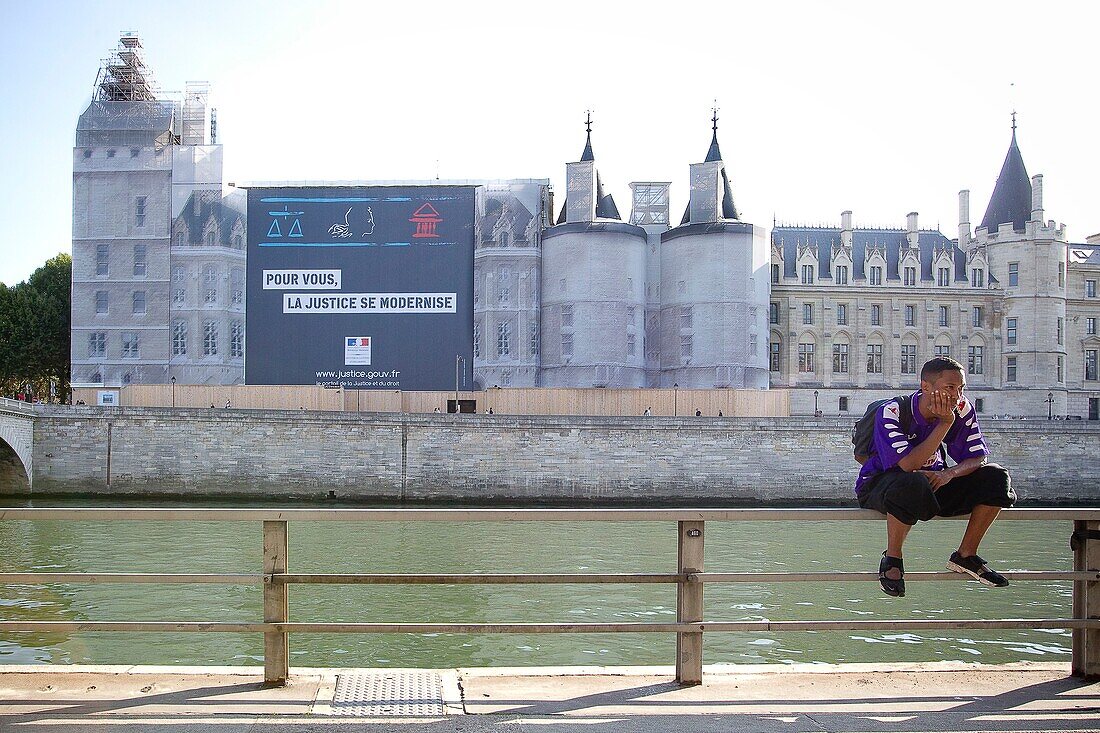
[0,254,71,401]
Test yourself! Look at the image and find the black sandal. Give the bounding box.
[879,552,905,597]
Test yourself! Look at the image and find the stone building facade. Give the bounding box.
[69,38,1098,416]
[166,189,247,385]
[770,123,1100,418]
[472,181,552,389]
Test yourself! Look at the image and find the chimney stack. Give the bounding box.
[840,210,853,249]
[958,190,971,244]
[906,212,919,249]
[1031,174,1044,223]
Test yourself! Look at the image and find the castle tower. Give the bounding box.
[71,35,228,390]
[971,114,1068,410]
[658,110,769,389]
[539,114,648,387]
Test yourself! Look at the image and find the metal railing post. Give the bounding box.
[675,520,704,685]
[263,520,289,685]
[1073,519,1100,679]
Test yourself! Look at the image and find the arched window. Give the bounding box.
[769,333,782,373]
[866,337,885,375]
[832,334,850,374]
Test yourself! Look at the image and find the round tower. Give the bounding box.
[540,115,647,387]
[659,111,770,388]
[971,115,1068,413]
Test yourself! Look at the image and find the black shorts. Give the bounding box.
[857,464,1016,526]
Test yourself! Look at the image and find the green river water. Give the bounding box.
[0,497,1075,668]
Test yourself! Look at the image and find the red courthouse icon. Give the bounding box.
[410,202,442,238]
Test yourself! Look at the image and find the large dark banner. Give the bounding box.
[245,185,475,390]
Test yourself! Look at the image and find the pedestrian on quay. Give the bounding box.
[643,407,652,416]
[695,409,702,417]
[852,357,1016,598]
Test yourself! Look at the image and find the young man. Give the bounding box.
[855,357,1016,597]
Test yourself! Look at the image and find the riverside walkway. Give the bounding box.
[1,662,1098,732]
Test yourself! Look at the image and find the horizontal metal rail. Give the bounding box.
[1,507,1097,522]
[2,507,1097,686]
[1,618,1096,634]
[0,573,263,585]
[1,570,1094,585]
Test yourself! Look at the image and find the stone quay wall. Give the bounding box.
[17,406,1100,504]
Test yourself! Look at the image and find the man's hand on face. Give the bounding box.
[927,390,956,426]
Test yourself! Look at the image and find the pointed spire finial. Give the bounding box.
[580,110,595,162]
[1011,110,1017,134]
[711,99,719,133]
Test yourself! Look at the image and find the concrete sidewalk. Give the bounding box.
[0,662,1097,732]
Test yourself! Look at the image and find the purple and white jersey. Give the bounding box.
[854,391,990,496]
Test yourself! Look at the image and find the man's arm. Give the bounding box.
[932,397,992,488]
[896,390,955,472]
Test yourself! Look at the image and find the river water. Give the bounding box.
[0,497,1074,668]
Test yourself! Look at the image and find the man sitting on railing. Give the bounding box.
[854,357,1017,597]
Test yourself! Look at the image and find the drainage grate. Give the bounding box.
[331,672,445,717]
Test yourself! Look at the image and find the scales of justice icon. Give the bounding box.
[267,206,304,238]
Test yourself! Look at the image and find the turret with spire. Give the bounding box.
[680,105,738,225]
[540,112,648,388]
[658,105,769,389]
[972,112,1069,400]
[556,112,621,224]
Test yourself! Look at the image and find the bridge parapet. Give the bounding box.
[0,399,34,488]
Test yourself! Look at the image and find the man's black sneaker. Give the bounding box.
[947,552,1009,587]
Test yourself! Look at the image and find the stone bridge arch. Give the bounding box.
[0,405,33,491]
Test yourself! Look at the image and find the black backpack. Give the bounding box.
[852,395,913,464]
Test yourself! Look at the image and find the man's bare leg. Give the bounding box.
[884,513,913,580]
[958,504,1001,557]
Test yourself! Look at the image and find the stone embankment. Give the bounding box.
[15,406,1099,503]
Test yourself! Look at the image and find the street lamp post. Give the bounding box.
[673,383,679,416]
[1047,392,1055,420]
[813,390,820,417]
[454,355,465,414]
[171,376,176,408]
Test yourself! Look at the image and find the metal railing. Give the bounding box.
[0,507,1097,685]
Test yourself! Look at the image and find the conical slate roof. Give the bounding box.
[580,128,594,162]
[980,123,1032,233]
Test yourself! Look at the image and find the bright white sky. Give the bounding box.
[1,0,1097,285]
